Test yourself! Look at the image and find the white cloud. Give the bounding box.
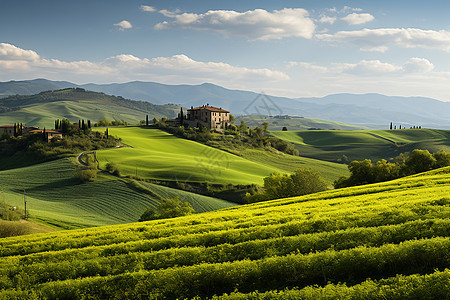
[0,43,289,87]
[0,43,40,61]
[155,8,316,40]
[342,6,363,12]
[140,5,156,12]
[317,28,450,52]
[341,13,374,25]
[290,58,434,75]
[159,9,182,18]
[402,57,434,73]
[114,20,133,31]
[319,16,336,24]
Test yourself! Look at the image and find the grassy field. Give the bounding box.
[1,165,449,298]
[95,127,348,186]
[96,127,280,185]
[239,149,348,185]
[236,115,365,131]
[0,158,235,229]
[272,128,450,162]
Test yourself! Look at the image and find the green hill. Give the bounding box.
[272,128,450,163]
[1,165,449,298]
[0,88,180,128]
[95,127,348,185]
[0,158,235,229]
[236,115,365,131]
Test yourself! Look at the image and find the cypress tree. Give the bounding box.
[389,122,393,130]
[180,108,184,126]
[146,115,149,126]
[87,120,91,129]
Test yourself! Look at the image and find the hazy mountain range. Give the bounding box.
[1,78,449,129]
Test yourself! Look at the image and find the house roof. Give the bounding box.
[0,125,14,128]
[28,129,61,134]
[188,105,229,113]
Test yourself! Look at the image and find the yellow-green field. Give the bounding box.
[1,166,449,298]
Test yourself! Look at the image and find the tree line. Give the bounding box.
[335,149,450,188]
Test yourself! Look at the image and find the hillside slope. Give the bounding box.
[1,166,449,298]
[272,128,450,162]
[0,88,180,128]
[235,115,365,131]
[95,127,348,185]
[0,158,235,229]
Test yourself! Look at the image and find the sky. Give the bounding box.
[2,0,450,101]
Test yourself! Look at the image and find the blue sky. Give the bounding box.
[2,0,450,101]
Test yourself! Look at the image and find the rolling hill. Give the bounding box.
[94,127,349,186]
[0,158,235,229]
[0,88,180,128]
[272,128,450,163]
[235,115,365,131]
[2,79,450,129]
[1,165,449,298]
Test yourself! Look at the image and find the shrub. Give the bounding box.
[248,168,327,202]
[0,220,32,238]
[105,162,120,176]
[139,197,195,221]
[75,162,98,183]
[0,201,24,221]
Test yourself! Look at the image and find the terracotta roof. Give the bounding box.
[0,125,15,128]
[188,105,229,113]
[28,129,61,134]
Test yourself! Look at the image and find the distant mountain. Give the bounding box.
[0,88,180,128]
[1,79,450,129]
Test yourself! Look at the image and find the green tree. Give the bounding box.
[262,168,327,200]
[433,150,450,168]
[139,197,195,221]
[282,126,288,131]
[405,149,436,174]
[239,121,248,134]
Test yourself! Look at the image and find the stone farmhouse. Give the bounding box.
[0,125,62,141]
[179,104,231,131]
[0,125,16,136]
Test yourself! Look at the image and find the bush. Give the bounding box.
[139,197,195,221]
[0,220,32,238]
[0,201,24,221]
[75,162,98,183]
[105,162,120,176]
[248,168,327,202]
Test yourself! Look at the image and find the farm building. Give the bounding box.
[183,104,231,131]
[27,129,63,142]
[0,125,15,137]
[0,124,26,137]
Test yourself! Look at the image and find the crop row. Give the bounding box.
[1,236,449,299]
[1,193,449,259]
[1,179,449,258]
[2,218,450,288]
[1,217,450,287]
[213,268,450,300]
